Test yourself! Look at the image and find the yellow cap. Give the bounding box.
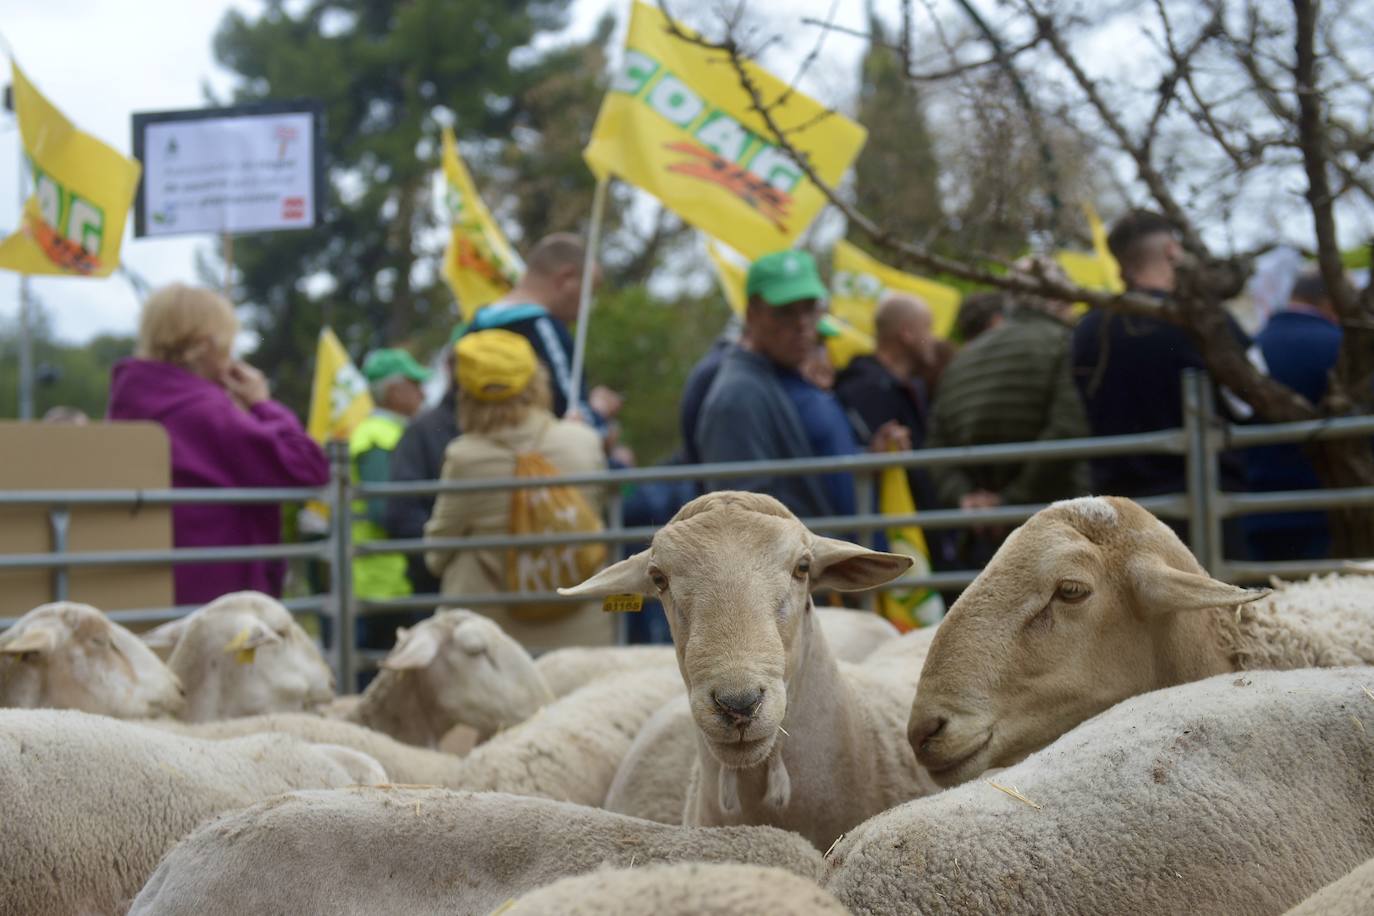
[455,329,537,402]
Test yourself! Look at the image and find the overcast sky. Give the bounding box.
[0,0,896,344]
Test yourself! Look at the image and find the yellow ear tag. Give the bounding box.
[234,648,257,665]
[602,594,644,613]
[224,626,258,665]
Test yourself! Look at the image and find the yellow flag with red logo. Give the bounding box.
[307,327,374,444]
[830,241,961,340]
[705,238,748,316]
[440,127,524,321]
[0,63,141,277]
[584,2,867,260]
[1055,204,1123,293]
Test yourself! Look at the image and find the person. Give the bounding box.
[1071,210,1247,507]
[464,233,620,424]
[679,318,744,466]
[1244,271,1344,559]
[695,250,907,520]
[953,291,1008,344]
[926,258,1091,565]
[385,329,462,595]
[106,284,328,605]
[425,329,612,651]
[42,406,89,424]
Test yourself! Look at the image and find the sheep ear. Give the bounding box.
[382,627,441,670]
[810,537,913,592]
[557,550,653,599]
[0,627,58,655]
[1130,556,1268,613]
[142,618,190,654]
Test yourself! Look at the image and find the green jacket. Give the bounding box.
[927,308,1090,507]
[350,411,412,600]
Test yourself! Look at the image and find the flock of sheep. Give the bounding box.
[2,492,1374,914]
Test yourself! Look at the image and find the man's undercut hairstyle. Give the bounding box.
[954,291,1008,343]
[525,233,586,280]
[1290,271,1329,307]
[1107,210,1178,278]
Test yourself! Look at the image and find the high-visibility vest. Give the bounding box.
[348,412,411,600]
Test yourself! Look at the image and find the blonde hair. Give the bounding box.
[136,284,239,367]
[457,362,553,434]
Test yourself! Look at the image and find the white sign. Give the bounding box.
[137,110,318,237]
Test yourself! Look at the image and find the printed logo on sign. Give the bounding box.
[282,196,306,221]
[274,125,299,160]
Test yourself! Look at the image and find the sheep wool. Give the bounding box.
[1218,573,1374,670]
[827,667,1374,915]
[129,788,826,916]
[1284,856,1374,916]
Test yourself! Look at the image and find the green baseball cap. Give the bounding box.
[746,250,827,306]
[362,348,432,384]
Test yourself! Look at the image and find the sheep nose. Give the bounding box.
[712,688,764,723]
[908,714,947,754]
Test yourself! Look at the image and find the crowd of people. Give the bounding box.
[98,209,1358,656]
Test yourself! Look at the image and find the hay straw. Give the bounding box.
[986,780,1043,809]
[1362,686,1374,702]
[778,725,791,737]
[1354,716,1366,733]
[488,900,516,916]
[823,832,846,859]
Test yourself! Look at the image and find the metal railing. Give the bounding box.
[1,370,1371,688]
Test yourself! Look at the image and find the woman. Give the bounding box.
[107,284,329,605]
[425,329,611,650]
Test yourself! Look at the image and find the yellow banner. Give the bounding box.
[705,239,748,316]
[1055,204,1123,293]
[0,63,141,277]
[877,464,945,630]
[584,2,866,261]
[307,327,374,444]
[440,127,524,321]
[830,241,961,339]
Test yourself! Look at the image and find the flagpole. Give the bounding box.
[565,175,609,419]
[13,92,33,420]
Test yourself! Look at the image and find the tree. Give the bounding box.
[0,306,134,419]
[663,0,1374,554]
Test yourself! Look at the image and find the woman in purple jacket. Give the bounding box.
[107,284,329,605]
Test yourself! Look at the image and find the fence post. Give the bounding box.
[48,507,70,601]
[326,441,355,691]
[1182,370,1211,567]
[855,471,877,613]
[1196,374,1225,575]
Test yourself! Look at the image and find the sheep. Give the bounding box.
[605,624,939,825]
[0,708,385,916]
[826,666,1374,915]
[909,495,1374,787]
[129,788,826,916]
[0,601,184,718]
[502,863,851,915]
[143,591,335,721]
[1284,856,1374,916]
[561,491,938,850]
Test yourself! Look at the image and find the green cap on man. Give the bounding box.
[746,250,827,306]
[362,348,432,384]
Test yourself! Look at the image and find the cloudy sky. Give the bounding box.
[0,0,894,344]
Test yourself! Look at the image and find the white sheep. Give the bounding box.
[827,666,1374,915]
[0,708,384,916]
[143,591,335,722]
[503,863,850,915]
[1284,856,1374,916]
[910,495,1374,786]
[561,491,938,850]
[129,788,826,915]
[0,601,184,718]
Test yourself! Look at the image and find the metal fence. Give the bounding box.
[2,371,1372,688]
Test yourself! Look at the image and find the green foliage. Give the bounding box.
[584,286,731,466]
[0,309,134,419]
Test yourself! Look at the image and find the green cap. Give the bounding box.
[817,315,840,339]
[746,250,827,306]
[362,348,432,384]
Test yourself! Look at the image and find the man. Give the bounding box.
[385,330,462,595]
[352,348,429,607]
[926,258,1090,565]
[1071,210,1246,503]
[695,250,905,520]
[1244,271,1344,559]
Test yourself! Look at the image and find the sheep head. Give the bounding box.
[562,491,910,771]
[909,496,1266,787]
[161,591,335,722]
[0,602,185,718]
[380,609,552,738]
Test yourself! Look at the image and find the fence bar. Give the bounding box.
[605,488,629,645]
[1197,374,1225,574]
[0,487,326,507]
[1226,413,1374,448]
[0,541,328,572]
[48,507,70,601]
[326,442,356,692]
[1219,559,1372,585]
[1217,486,1374,517]
[1183,371,1211,565]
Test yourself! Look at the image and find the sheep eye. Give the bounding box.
[793,559,811,580]
[1055,581,1091,604]
[649,568,669,593]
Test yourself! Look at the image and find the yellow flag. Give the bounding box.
[440,127,524,321]
[705,239,748,316]
[1055,204,1123,293]
[307,328,374,444]
[830,241,961,339]
[0,63,141,277]
[818,312,875,372]
[584,2,867,260]
[876,465,945,631]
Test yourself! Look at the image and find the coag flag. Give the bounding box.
[705,238,748,316]
[830,240,961,340]
[0,63,141,277]
[818,312,875,372]
[584,2,867,261]
[307,328,373,444]
[877,464,945,631]
[1055,204,1123,293]
[440,127,524,321]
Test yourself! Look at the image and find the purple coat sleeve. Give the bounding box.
[189,397,330,488]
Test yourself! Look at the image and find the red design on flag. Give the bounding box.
[662,141,793,232]
[282,197,306,221]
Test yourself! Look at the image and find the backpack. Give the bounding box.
[505,448,607,621]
